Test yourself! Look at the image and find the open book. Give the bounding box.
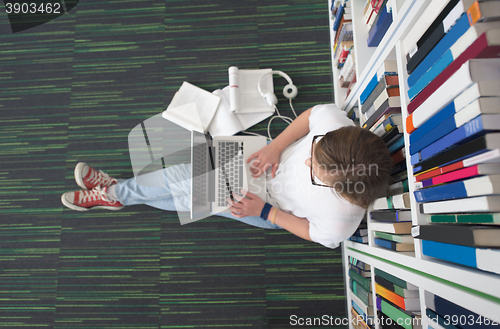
[162,81,221,134]
[162,74,275,136]
[228,67,275,114]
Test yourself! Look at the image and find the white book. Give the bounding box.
[403,0,452,56]
[454,81,500,114]
[374,91,400,112]
[463,148,500,166]
[208,86,273,137]
[476,248,500,275]
[411,58,500,131]
[373,193,411,210]
[451,23,500,60]
[455,97,500,127]
[162,81,221,133]
[421,195,500,214]
[443,0,465,33]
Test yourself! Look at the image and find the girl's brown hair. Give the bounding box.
[314,126,393,209]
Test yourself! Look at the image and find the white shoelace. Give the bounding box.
[78,186,117,204]
[88,169,115,186]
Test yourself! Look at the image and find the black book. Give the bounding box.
[413,224,500,248]
[405,0,460,62]
[382,127,402,144]
[413,133,500,175]
[370,209,412,222]
[407,21,446,74]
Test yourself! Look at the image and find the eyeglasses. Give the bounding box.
[310,135,330,188]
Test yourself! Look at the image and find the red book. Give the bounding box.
[414,161,464,182]
[391,149,405,165]
[407,31,500,115]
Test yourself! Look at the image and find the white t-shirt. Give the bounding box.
[266,104,366,249]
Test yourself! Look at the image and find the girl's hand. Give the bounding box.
[226,190,265,218]
[246,143,281,178]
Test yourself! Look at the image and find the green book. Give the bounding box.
[373,231,414,244]
[350,279,371,306]
[374,268,418,290]
[349,268,371,291]
[377,297,420,329]
[429,213,500,224]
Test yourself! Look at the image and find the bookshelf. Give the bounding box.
[328,0,500,328]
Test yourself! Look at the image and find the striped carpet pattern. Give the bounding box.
[0,1,347,327]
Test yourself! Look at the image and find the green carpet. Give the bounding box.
[0,0,347,327]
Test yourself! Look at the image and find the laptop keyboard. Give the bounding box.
[192,143,208,207]
[218,141,244,207]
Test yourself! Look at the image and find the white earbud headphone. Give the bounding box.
[257,70,298,106]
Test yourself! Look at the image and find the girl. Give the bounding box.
[61,104,393,249]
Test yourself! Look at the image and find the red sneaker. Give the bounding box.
[61,186,124,211]
[74,162,117,190]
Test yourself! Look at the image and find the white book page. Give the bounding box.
[163,81,221,133]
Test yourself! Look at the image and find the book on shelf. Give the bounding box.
[375,283,420,311]
[468,0,500,25]
[351,290,375,321]
[370,209,411,222]
[373,231,414,244]
[375,238,415,252]
[335,19,354,46]
[391,148,405,165]
[383,126,403,145]
[377,311,406,329]
[416,163,500,189]
[414,173,500,203]
[420,195,500,214]
[425,290,500,327]
[350,263,371,278]
[413,133,500,175]
[349,256,371,271]
[406,0,463,74]
[414,147,500,181]
[369,221,412,234]
[408,13,471,89]
[350,268,372,292]
[406,59,500,134]
[387,180,409,196]
[410,97,500,156]
[350,235,369,243]
[371,115,402,137]
[429,212,500,224]
[373,193,411,210]
[363,102,401,130]
[412,224,500,248]
[390,170,407,184]
[408,23,500,101]
[351,307,372,329]
[351,279,373,307]
[409,81,500,145]
[374,275,419,298]
[391,160,406,176]
[376,296,422,329]
[375,268,418,291]
[425,309,456,329]
[360,60,398,105]
[367,3,393,47]
[361,75,399,114]
[387,136,405,154]
[422,239,500,275]
[416,114,500,163]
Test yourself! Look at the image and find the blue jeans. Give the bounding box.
[114,164,283,229]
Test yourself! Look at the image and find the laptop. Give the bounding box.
[191,130,268,220]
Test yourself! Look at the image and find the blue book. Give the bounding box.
[426,309,461,329]
[420,114,500,161]
[388,136,404,154]
[333,4,345,32]
[414,174,500,202]
[367,5,393,47]
[408,50,454,100]
[409,102,456,145]
[408,13,470,88]
[360,74,378,105]
[410,152,420,166]
[422,240,477,268]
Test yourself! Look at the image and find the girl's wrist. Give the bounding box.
[260,203,273,220]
